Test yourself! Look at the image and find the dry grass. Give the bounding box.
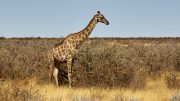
[40,85,178,101]
[40,75,179,101]
[0,37,180,101]
[0,77,179,101]
[0,78,45,101]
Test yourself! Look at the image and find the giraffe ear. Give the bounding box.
[97,11,100,14]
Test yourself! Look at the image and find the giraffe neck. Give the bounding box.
[78,16,97,42]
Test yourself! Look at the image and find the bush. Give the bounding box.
[0,79,44,101]
[0,38,179,88]
[165,71,180,88]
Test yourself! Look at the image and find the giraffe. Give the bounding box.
[48,11,109,87]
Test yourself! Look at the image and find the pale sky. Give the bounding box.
[0,0,180,37]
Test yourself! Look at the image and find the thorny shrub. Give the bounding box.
[0,38,179,88]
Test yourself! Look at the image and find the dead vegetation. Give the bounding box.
[0,78,179,101]
[0,37,180,100]
[0,38,180,87]
[0,78,45,101]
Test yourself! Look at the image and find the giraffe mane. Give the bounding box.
[54,40,64,47]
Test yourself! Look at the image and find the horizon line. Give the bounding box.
[1,36,180,39]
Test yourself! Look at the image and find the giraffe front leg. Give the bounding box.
[53,67,59,86]
[67,58,73,87]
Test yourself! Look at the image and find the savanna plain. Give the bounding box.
[0,37,180,101]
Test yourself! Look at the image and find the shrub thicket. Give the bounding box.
[0,38,179,88]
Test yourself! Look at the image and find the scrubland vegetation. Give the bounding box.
[0,37,180,101]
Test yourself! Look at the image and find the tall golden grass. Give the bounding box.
[0,77,179,101]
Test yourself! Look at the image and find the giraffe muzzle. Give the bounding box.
[106,21,109,25]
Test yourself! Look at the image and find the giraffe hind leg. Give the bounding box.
[49,61,54,83]
[48,50,55,83]
[67,58,73,87]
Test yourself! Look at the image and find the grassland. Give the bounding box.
[0,37,180,101]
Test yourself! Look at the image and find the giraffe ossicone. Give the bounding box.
[48,11,109,87]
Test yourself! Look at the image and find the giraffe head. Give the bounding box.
[95,11,109,25]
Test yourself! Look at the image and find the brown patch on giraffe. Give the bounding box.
[61,49,65,53]
[67,38,71,43]
[85,32,89,38]
[86,27,90,32]
[84,29,88,35]
[70,40,74,44]
[82,35,87,40]
[69,36,73,40]
[63,40,67,44]
[75,40,79,44]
